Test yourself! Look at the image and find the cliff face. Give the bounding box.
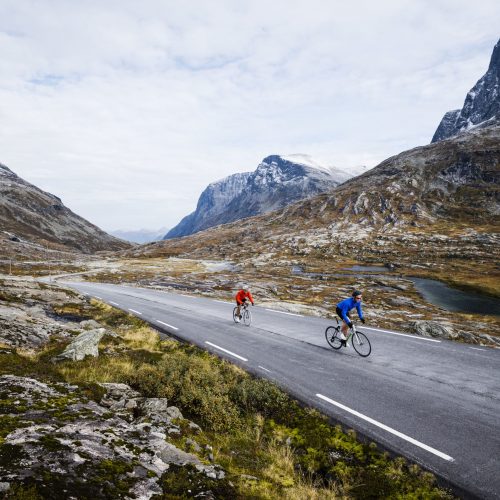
[165,171,251,239]
[164,155,351,239]
[432,39,500,142]
[0,163,130,253]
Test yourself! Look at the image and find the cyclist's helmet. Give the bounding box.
[352,290,362,298]
[243,285,249,291]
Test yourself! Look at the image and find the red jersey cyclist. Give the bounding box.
[235,285,254,322]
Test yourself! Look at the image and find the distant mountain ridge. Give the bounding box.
[0,162,130,253]
[110,228,169,244]
[432,38,500,142]
[164,154,351,239]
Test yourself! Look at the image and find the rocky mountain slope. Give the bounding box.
[432,38,500,142]
[0,162,130,253]
[136,125,500,256]
[164,154,351,239]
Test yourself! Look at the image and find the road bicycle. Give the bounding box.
[325,318,371,357]
[233,302,252,326]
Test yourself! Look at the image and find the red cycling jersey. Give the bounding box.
[235,289,254,305]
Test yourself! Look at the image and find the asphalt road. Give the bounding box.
[62,281,500,499]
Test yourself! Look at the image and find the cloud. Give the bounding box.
[0,0,499,229]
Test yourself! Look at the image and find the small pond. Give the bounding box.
[341,265,390,272]
[410,277,500,316]
[291,265,397,279]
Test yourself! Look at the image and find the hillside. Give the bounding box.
[127,126,499,273]
[0,163,130,254]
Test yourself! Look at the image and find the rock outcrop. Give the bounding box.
[432,39,500,142]
[0,376,229,499]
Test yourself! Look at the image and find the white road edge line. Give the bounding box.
[110,301,119,306]
[94,296,102,300]
[128,309,142,315]
[205,342,248,362]
[469,347,485,351]
[265,309,303,317]
[215,300,232,304]
[316,393,454,462]
[258,365,271,372]
[365,327,441,343]
[180,294,195,298]
[156,320,179,331]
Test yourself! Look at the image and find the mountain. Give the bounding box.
[165,171,251,239]
[432,39,500,142]
[110,228,169,244]
[127,126,499,272]
[164,154,351,239]
[0,162,130,253]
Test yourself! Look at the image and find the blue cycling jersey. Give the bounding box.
[336,297,364,323]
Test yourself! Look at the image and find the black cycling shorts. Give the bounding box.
[336,307,350,322]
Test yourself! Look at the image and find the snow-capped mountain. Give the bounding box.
[0,162,130,253]
[432,38,500,143]
[164,154,351,239]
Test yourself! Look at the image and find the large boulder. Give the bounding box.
[51,328,106,362]
[408,320,457,339]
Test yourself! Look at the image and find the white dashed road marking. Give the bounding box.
[258,365,271,372]
[316,393,454,462]
[265,309,303,317]
[365,327,441,342]
[156,320,179,331]
[94,296,102,300]
[205,342,248,362]
[110,301,119,306]
[128,309,142,315]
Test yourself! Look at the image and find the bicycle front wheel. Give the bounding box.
[233,307,240,323]
[352,331,371,357]
[243,309,252,326]
[325,326,342,350]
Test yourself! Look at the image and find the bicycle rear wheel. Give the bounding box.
[352,331,371,357]
[325,326,342,350]
[233,307,240,323]
[243,309,252,326]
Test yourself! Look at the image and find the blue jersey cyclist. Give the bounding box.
[336,290,365,345]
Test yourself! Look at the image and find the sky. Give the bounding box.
[0,1,499,232]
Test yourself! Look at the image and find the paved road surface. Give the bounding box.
[61,281,500,499]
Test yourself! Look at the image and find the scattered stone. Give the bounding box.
[188,421,202,433]
[477,333,500,347]
[457,331,480,344]
[240,474,258,481]
[186,439,202,453]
